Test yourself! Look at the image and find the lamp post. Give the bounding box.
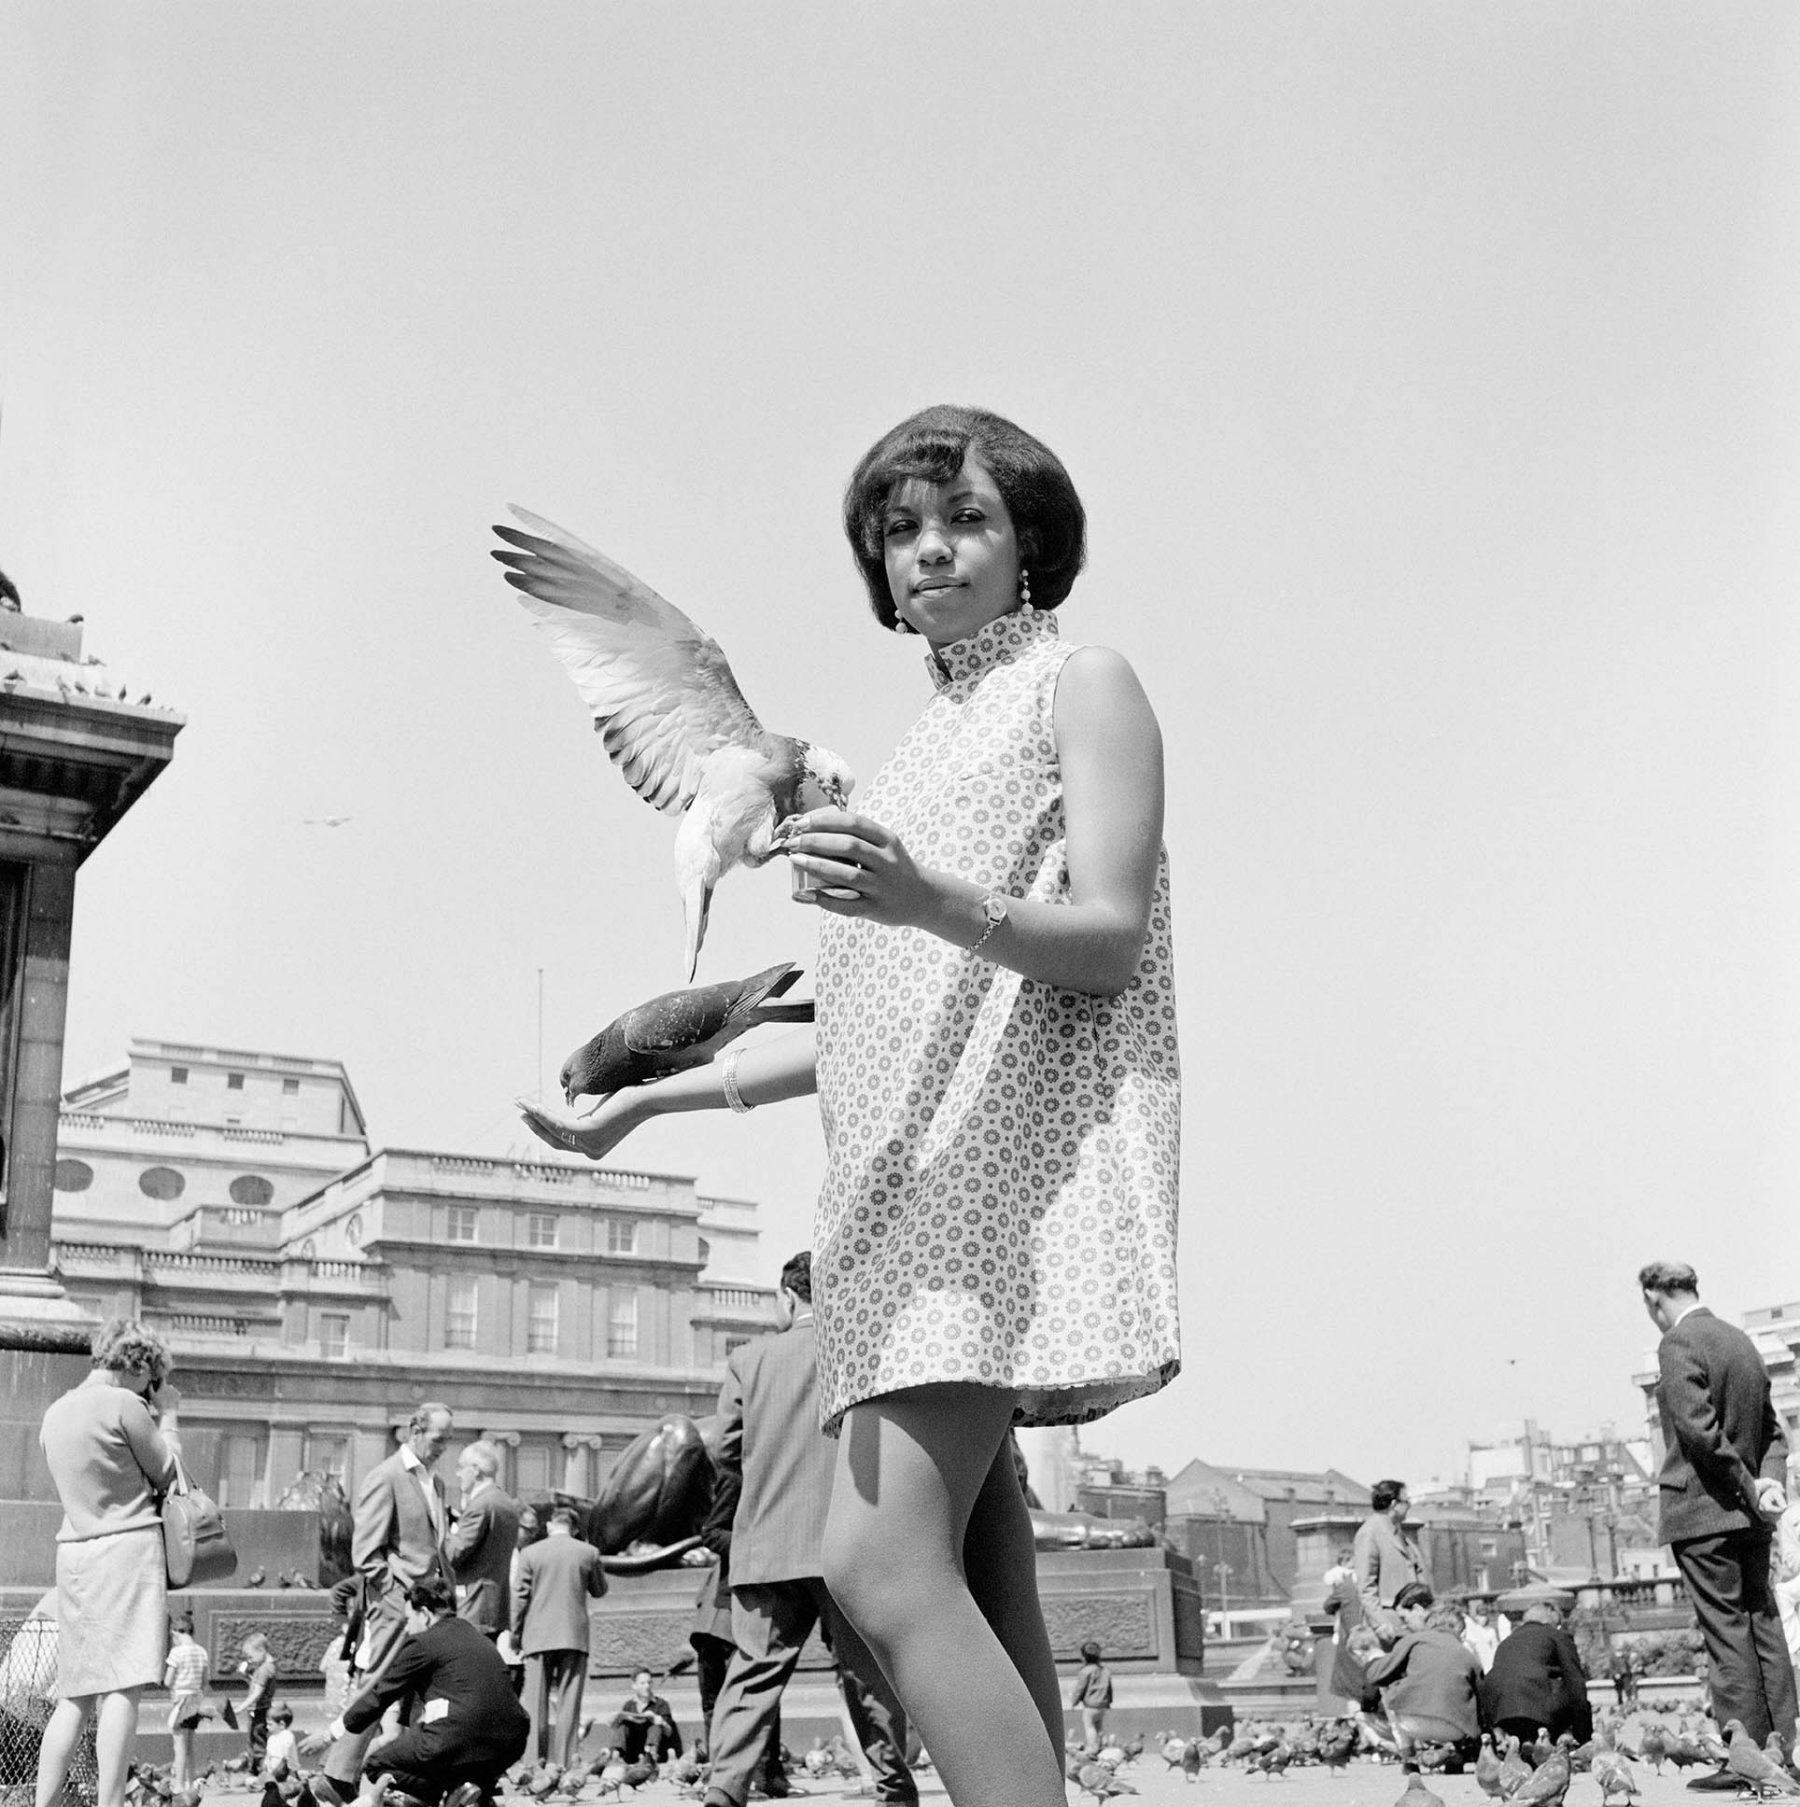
[1215,1561,1233,1628]
[1209,1487,1230,1611]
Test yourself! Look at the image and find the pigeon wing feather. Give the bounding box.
[493,508,771,817]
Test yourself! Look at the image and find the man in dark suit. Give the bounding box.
[513,1504,608,1772]
[1478,1593,1593,1746]
[319,1401,456,1801]
[1641,1260,1797,1777]
[700,1252,913,1807]
[306,1573,529,1806]
[446,1438,521,1640]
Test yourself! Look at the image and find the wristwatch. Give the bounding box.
[968,890,1009,958]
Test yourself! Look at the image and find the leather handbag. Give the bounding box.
[161,1454,238,1588]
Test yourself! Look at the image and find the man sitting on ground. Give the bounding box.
[304,1574,529,1807]
[1359,1584,1484,1772]
[609,1668,681,1766]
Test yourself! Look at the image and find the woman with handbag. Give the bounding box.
[35,1317,180,1807]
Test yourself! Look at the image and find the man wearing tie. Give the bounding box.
[317,1400,456,1802]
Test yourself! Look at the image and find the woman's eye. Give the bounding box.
[953,508,985,524]
[884,519,915,539]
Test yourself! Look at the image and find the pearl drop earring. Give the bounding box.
[1018,565,1033,608]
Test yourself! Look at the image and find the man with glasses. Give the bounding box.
[1354,1480,1430,1645]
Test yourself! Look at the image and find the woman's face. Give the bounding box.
[882,454,1025,648]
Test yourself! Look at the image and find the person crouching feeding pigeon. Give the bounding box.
[1358,1585,1483,1772]
[302,1574,528,1807]
[519,403,1181,1807]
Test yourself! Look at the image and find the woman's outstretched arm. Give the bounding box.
[787,643,1165,996]
[516,1025,818,1160]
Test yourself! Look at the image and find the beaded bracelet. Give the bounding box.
[722,1047,754,1115]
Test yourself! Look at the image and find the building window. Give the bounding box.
[528,1283,559,1355]
[227,1072,245,1091]
[447,1206,478,1243]
[52,1159,94,1192]
[138,1166,185,1201]
[516,1444,551,1496]
[171,1066,188,1085]
[1480,1537,1499,1558]
[304,1433,349,1484]
[282,1076,299,1095]
[218,1434,261,1509]
[446,1276,478,1349]
[318,1311,350,1360]
[528,1212,558,1249]
[607,1292,638,1359]
[229,1174,274,1207]
[607,1218,636,1255]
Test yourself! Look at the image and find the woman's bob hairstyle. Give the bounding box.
[843,405,1087,631]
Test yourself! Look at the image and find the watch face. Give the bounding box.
[984,893,1008,924]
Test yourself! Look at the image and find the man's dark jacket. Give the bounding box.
[343,1613,530,1771]
[1654,1306,1788,1544]
[1478,1621,1593,1742]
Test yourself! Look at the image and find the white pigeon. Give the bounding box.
[493,507,855,979]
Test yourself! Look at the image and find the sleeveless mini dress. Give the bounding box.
[812,606,1181,1434]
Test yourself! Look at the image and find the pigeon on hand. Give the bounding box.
[493,509,855,981]
[560,962,813,1103]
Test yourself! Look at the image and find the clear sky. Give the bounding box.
[3,4,1797,1491]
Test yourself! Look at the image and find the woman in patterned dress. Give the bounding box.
[521,405,1179,1807]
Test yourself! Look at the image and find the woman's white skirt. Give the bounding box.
[55,1526,167,1697]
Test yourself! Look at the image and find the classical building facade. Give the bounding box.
[49,1039,775,1511]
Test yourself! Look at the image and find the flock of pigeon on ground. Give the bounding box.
[104,1702,1800,1807]
[1060,1706,1800,1807]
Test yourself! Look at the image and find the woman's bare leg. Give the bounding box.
[963,1433,1065,1759]
[35,1697,91,1807]
[95,1688,143,1807]
[821,1384,1065,1807]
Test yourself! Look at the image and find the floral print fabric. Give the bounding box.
[813,607,1182,1434]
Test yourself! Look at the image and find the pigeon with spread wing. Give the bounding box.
[492,508,855,979]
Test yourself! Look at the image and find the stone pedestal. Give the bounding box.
[0,1345,90,1500]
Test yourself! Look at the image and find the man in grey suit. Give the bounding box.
[701,1252,913,1807]
[1353,1479,1430,1643]
[447,1437,521,1639]
[1641,1260,1797,1778]
[318,1400,456,1802]
[513,1504,608,1772]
